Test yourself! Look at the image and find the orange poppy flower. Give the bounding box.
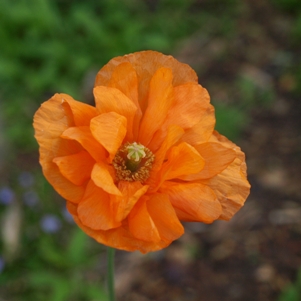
[33,51,250,253]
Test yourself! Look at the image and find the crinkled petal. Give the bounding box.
[160,182,222,223]
[163,83,210,129]
[60,93,98,126]
[33,94,85,203]
[34,94,77,158]
[111,181,149,222]
[146,193,184,241]
[95,50,198,87]
[90,112,127,162]
[210,130,246,162]
[147,125,184,190]
[128,197,161,242]
[77,181,121,230]
[95,50,198,112]
[206,157,250,220]
[91,162,121,196]
[180,142,236,181]
[93,86,137,141]
[181,105,215,145]
[53,151,94,186]
[152,125,184,172]
[67,201,170,253]
[39,161,85,203]
[105,62,139,108]
[149,84,211,150]
[160,142,205,182]
[61,126,106,163]
[138,67,174,146]
[203,132,250,220]
[104,62,141,140]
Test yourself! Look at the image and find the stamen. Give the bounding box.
[112,142,155,182]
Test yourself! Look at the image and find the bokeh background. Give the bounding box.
[1,0,301,300]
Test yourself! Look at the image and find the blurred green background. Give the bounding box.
[1,0,301,300]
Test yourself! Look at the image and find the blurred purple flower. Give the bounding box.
[18,172,34,188]
[0,256,5,273]
[23,190,39,207]
[62,207,74,223]
[0,187,15,205]
[40,215,62,233]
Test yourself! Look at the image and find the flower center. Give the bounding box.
[112,142,155,182]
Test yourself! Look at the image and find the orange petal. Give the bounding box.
[160,182,222,223]
[95,50,198,92]
[206,158,250,221]
[128,197,161,242]
[91,162,121,196]
[164,83,211,129]
[148,84,211,150]
[147,125,184,190]
[181,105,215,145]
[210,130,246,162]
[181,142,237,181]
[61,126,106,163]
[93,86,137,141]
[33,94,85,203]
[60,93,98,126]
[138,67,174,146]
[152,125,184,171]
[53,151,94,186]
[40,161,85,203]
[111,181,149,222]
[77,181,121,230]
[68,202,170,253]
[90,112,127,162]
[160,142,205,182]
[199,131,250,220]
[66,201,77,216]
[105,62,142,141]
[34,94,78,158]
[149,122,185,154]
[105,62,139,105]
[146,193,184,241]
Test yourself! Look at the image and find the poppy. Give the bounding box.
[33,51,250,253]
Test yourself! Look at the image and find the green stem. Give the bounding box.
[107,247,116,301]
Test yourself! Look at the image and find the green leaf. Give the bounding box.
[85,283,108,301]
[214,103,248,141]
[278,285,300,301]
[29,271,71,301]
[65,228,88,265]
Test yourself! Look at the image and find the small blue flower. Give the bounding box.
[23,190,39,207]
[40,215,62,233]
[0,187,15,205]
[18,172,34,188]
[0,256,5,273]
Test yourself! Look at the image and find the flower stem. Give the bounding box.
[107,247,116,301]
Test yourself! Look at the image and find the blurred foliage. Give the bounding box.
[278,269,301,301]
[214,74,275,140]
[1,228,108,301]
[0,173,108,301]
[0,0,208,151]
[270,0,301,42]
[270,0,301,12]
[270,0,301,96]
